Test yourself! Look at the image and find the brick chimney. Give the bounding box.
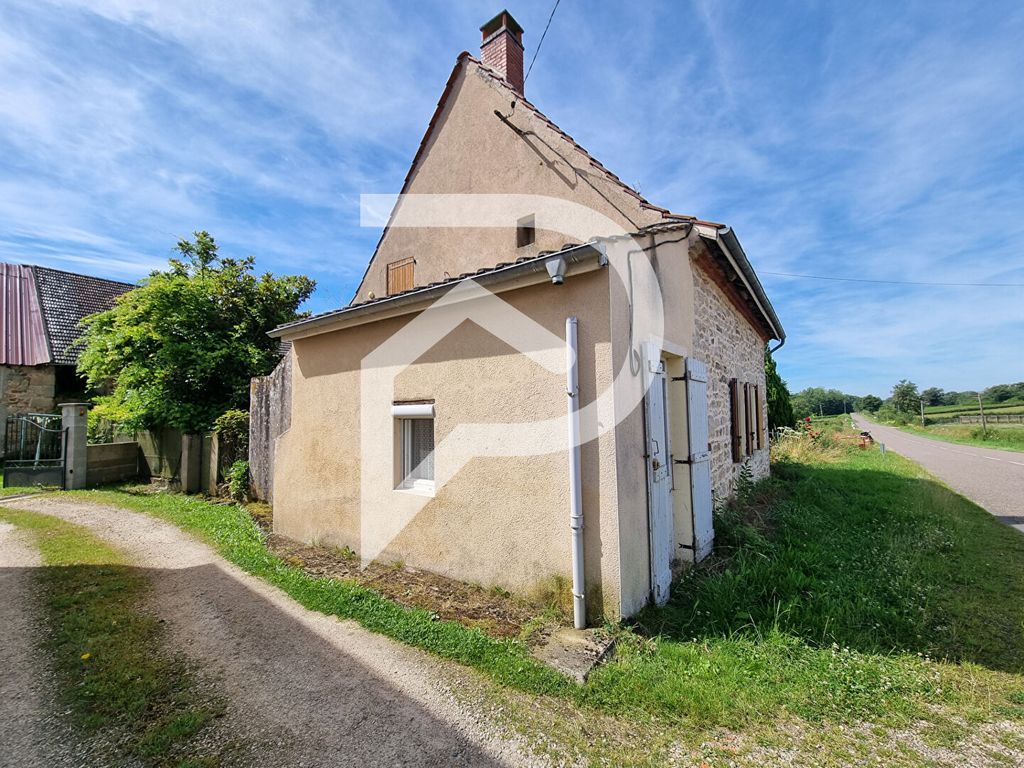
[480,10,525,93]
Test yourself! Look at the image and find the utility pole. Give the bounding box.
[919,399,926,427]
[978,392,988,433]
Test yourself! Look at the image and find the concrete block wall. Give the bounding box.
[691,262,770,501]
[86,442,141,486]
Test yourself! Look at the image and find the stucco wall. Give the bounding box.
[1,364,56,414]
[691,251,770,499]
[353,60,667,304]
[274,267,630,621]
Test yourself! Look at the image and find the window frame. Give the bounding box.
[395,413,435,495]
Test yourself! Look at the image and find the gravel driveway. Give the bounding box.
[1,496,544,768]
[854,414,1024,532]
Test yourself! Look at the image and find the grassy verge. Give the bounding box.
[889,421,1024,452]
[0,468,44,497]
[66,488,575,696]
[0,507,227,767]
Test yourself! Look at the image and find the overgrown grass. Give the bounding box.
[0,507,227,767]
[68,436,1024,738]
[893,422,1024,452]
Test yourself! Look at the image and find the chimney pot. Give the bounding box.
[480,10,525,93]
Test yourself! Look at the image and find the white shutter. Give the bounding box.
[644,347,673,606]
[686,358,714,561]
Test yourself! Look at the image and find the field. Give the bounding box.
[923,400,1024,417]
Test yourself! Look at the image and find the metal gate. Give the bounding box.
[3,413,65,489]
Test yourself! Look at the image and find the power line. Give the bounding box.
[524,0,561,85]
[761,271,1024,288]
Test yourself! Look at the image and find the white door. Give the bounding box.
[686,358,714,561]
[644,351,673,606]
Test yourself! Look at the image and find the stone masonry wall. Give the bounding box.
[1,364,57,414]
[691,260,770,502]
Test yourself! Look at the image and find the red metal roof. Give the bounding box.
[1,264,50,366]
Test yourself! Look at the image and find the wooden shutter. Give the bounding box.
[386,257,415,295]
[755,384,765,450]
[730,379,745,462]
[745,383,757,456]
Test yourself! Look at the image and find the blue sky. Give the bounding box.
[1,1,1022,396]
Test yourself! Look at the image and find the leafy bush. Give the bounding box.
[226,460,249,502]
[78,232,314,433]
[214,409,249,468]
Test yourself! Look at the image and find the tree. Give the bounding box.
[920,387,944,407]
[791,387,856,419]
[78,232,315,433]
[764,346,794,430]
[982,384,1016,403]
[890,380,920,415]
[858,394,883,412]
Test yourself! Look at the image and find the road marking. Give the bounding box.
[1010,461,1024,467]
[982,456,1001,462]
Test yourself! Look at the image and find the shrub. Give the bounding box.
[226,460,249,503]
[214,409,249,468]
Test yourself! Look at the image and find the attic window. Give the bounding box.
[516,215,535,248]
[386,257,415,296]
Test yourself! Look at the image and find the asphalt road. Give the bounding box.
[854,414,1024,533]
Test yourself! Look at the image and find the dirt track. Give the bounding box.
[0,496,544,767]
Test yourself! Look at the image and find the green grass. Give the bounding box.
[68,440,1024,742]
[0,468,44,497]
[893,422,1024,452]
[0,507,227,767]
[66,487,576,697]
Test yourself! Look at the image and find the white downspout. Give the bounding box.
[566,316,586,629]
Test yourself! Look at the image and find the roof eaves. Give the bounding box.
[272,241,605,339]
[694,225,784,342]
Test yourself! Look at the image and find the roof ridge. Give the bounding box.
[28,262,137,288]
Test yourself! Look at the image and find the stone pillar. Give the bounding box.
[180,433,202,494]
[60,402,90,490]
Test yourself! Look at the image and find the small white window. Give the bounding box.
[399,417,435,492]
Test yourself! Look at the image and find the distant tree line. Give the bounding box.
[847,380,1024,425]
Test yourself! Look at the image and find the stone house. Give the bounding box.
[264,11,784,624]
[1,262,133,424]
